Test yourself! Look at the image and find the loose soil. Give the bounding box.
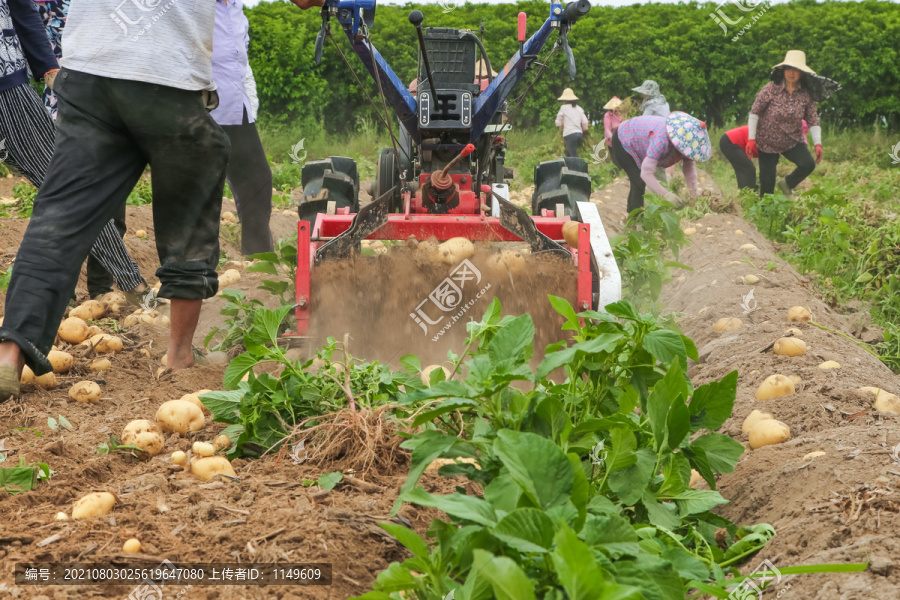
[0,170,894,599]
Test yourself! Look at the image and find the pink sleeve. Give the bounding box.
[603,113,614,143]
[682,159,698,196]
[640,157,669,197]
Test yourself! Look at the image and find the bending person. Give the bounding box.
[610,112,712,215]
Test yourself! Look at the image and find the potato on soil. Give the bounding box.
[773,337,807,357]
[785,327,803,337]
[421,365,450,387]
[437,237,475,264]
[818,361,840,369]
[425,457,480,475]
[101,291,126,306]
[712,317,742,332]
[123,539,141,553]
[742,409,775,435]
[788,374,802,386]
[749,419,791,449]
[80,333,123,353]
[70,300,106,321]
[743,274,759,284]
[740,243,757,251]
[191,456,237,481]
[72,492,116,519]
[58,316,89,344]
[755,374,795,400]
[135,230,148,238]
[48,350,74,373]
[803,451,826,461]
[69,380,101,403]
[171,451,187,466]
[871,391,900,413]
[489,249,527,275]
[89,358,111,372]
[122,420,165,456]
[218,268,241,287]
[35,371,58,389]
[213,434,232,451]
[54,512,68,521]
[86,325,103,337]
[689,469,703,487]
[192,441,215,457]
[155,399,205,434]
[682,227,696,237]
[179,392,210,415]
[562,220,581,246]
[787,306,811,323]
[20,365,34,384]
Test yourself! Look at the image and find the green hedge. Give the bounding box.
[247,0,900,134]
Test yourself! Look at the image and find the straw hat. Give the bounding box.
[557,88,579,102]
[772,50,815,74]
[603,96,622,110]
[665,112,712,162]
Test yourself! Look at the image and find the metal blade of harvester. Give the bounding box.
[314,186,395,264]
[492,191,570,259]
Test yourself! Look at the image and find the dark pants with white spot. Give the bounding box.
[758,142,815,196]
[0,69,230,374]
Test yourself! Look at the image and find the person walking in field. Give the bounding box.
[555,88,589,158]
[212,0,274,256]
[32,0,155,306]
[602,96,624,147]
[721,120,809,192]
[745,50,839,198]
[1,0,151,306]
[609,112,712,214]
[0,0,234,397]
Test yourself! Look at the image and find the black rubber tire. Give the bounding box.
[297,157,359,223]
[375,148,403,212]
[531,157,591,218]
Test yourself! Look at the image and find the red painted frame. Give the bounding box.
[290,214,592,336]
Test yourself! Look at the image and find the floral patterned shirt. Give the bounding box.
[750,81,819,154]
[34,0,69,119]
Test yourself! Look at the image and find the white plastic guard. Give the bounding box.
[575,201,622,310]
[491,183,509,216]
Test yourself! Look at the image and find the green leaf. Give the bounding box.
[399,354,421,375]
[380,522,430,560]
[605,427,637,472]
[394,431,460,514]
[372,561,418,593]
[568,453,589,531]
[856,272,874,283]
[411,398,480,428]
[664,489,729,516]
[552,525,640,600]
[641,491,681,530]
[0,467,36,493]
[58,415,73,431]
[642,330,687,367]
[47,417,58,431]
[604,301,640,322]
[224,353,258,390]
[247,261,279,275]
[488,315,534,366]
[666,395,691,451]
[494,430,573,510]
[686,433,745,488]
[688,371,738,433]
[483,472,521,514]
[491,508,555,553]
[549,294,580,331]
[317,471,343,491]
[401,488,498,527]
[580,513,640,558]
[474,550,538,600]
[661,545,710,581]
[199,390,244,424]
[608,448,655,505]
[247,251,278,263]
[647,362,689,452]
[257,304,293,346]
[614,555,684,600]
[536,333,623,380]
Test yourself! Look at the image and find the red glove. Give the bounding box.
[745,139,758,159]
[814,144,823,164]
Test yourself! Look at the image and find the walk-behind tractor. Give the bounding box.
[290,0,621,356]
